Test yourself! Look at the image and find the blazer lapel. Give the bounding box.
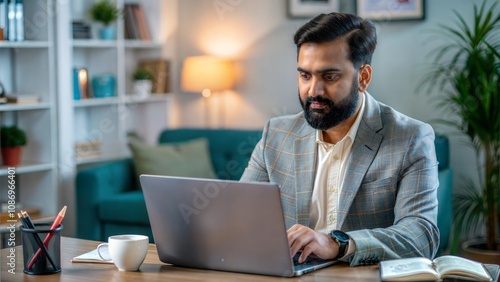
[337,93,383,228]
[293,119,316,227]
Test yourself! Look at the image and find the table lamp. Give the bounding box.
[181,56,235,126]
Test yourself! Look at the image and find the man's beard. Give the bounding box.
[299,77,359,131]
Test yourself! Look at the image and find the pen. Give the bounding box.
[18,212,58,270]
[17,212,38,250]
[27,206,67,270]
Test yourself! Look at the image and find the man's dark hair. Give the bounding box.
[293,12,377,68]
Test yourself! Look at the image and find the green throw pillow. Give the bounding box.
[128,137,216,184]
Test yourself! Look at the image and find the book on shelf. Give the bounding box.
[4,0,22,41]
[0,0,6,40]
[124,3,150,40]
[75,140,102,159]
[123,4,133,39]
[124,4,140,40]
[133,4,150,41]
[14,0,22,41]
[6,0,14,41]
[139,59,170,94]
[6,93,40,104]
[75,150,102,159]
[379,255,495,282]
[72,21,91,39]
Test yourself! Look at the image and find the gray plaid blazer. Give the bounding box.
[240,92,439,266]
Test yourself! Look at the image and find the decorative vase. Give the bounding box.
[1,146,22,166]
[92,75,116,98]
[99,26,115,40]
[133,80,152,98]
[461,238,500,264]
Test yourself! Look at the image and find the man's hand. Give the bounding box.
[287,224,338,263]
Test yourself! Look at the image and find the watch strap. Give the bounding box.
[330,230,349,260]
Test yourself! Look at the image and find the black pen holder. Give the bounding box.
[20,223,63,275]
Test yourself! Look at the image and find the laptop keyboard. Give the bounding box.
[292,253,328,266]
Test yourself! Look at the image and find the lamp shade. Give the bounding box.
[181,56,235,93]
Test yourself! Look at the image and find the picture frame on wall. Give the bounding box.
[287,0,339,18]
[356,0,425,21]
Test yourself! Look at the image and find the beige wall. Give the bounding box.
[174,0,301,129]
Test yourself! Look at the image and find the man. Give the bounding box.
[240,12,439,266]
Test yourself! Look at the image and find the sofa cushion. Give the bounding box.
[99,191,149,225]
[128,137,216,185]
[158,129,262,180]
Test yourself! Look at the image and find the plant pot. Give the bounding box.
[1,146,22,166]
[461,238,500,264]
[133,80,152,98]
[99,26,115,40]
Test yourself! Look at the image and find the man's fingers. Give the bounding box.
[299,243,316,263]
[287,224,315,259]
[287,224,339,261]
[289,231,307,257]
[287,224,304,247]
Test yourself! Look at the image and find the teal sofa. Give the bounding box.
[76,129,262,242]
[76,129,452,252]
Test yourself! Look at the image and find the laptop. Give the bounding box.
[140,174,338,277]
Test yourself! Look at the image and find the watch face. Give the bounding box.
[332,230,350,242]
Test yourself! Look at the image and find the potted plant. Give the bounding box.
[90,0,121,40]
[423,1,499,262]
[1,125,27,166]
[132,67,153,98]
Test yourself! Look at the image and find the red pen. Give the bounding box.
[27,206,67,270]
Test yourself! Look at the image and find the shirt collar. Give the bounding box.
[316,92,366,144]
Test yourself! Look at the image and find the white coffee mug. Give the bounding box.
[97,234,149,271]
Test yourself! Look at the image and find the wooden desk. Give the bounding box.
[1,237,381,281]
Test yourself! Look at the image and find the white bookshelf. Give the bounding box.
[0,103,51,111]
[73,97,119,107]
[0,41,51,48]
[0,0,58,225]
[55,0,178,235]
[0,163,54,176]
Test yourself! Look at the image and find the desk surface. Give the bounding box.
[1,237,381,281]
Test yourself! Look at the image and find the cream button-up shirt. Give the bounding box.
[309,92,366,260]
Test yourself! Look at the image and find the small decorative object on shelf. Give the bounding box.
[0,125,27,166]
[73,68,89,100]
[132,67,152,98]
[92,74,116,98]
[90,0,121,40]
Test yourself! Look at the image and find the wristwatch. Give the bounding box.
[329,230,350,260]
